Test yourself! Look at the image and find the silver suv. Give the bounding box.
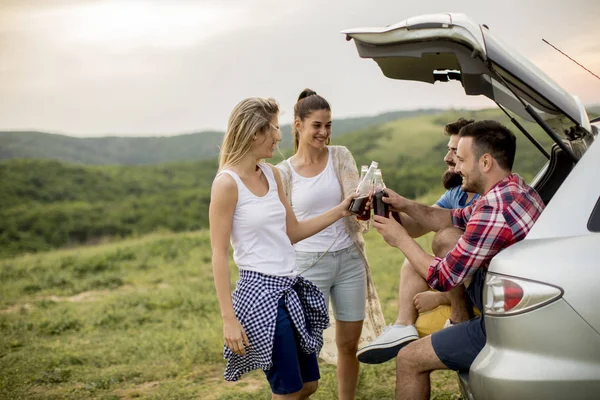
[343,13,600,400]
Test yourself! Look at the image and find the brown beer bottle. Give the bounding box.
[349,161,378,217]
[373,169,389,218]
[357,165,371,221]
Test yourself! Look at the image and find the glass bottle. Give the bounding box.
[373,169,390,218]
[357,165,371,221]
[349,161,378,216]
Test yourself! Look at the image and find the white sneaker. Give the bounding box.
[356,324,418,364]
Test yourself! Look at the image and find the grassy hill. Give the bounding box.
[1,105,595,167]
[0,108,555,258]
[0,229,462,400]
[0,109,442,165]
[337,108,554,198]
[0,159,217,258]
[0,131,225,166]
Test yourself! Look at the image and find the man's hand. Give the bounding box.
[382,188,409,212]
[372,212,409,248]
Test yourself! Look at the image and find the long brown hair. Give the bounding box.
[292,89,331,153]
[218,97,279,169]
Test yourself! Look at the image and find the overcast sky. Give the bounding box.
[1,0,599,137]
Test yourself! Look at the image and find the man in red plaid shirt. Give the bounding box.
[372,120,545,400]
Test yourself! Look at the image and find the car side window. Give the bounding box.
[587,196,600,232]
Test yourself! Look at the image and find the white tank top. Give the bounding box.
[217,164,297,277]
[287,151,354,252]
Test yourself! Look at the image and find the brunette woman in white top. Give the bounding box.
[210,97,356,400]
[277,89,384,400]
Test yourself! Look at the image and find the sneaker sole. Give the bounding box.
[356,335,418,364]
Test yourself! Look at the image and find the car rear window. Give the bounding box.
[588,196,600,232]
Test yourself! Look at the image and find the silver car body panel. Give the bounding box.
[471,115,600,399]
[485,133,600,329]
[470,299,600,399]
[342,13,592,135]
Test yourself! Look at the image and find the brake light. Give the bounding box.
[502,279,523,311]
[484,273,562,316]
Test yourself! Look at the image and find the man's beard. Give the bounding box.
[442,170,463,190]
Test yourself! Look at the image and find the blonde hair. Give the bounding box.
[219,97,279,169]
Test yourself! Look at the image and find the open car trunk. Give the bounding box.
[342,13,596,203]
[343,14,600,399]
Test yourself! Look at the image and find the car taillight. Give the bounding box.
[484,273,563,316]
[501,279,523,311]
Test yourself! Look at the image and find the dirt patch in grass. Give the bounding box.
[113,380,161,399]
[212,375,264,393]
[189,366,267,399]
[0,283,175,314]
[47,288,124,303]
[0,303,34,314]
[112,367,266,400]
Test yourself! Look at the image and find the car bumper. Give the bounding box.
[467,299,600,400]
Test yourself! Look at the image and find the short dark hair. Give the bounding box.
[459,120,517,171]
[445,118,474,136]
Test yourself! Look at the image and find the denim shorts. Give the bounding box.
[264,298,320,395]
[431,269,487,370]
[296,244,366,322]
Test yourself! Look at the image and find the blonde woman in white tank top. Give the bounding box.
[210,97,356,400]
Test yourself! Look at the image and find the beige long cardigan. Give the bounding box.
[276,145,386,365]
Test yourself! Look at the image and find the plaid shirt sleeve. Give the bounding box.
[450,203,474,230]
[427,204,513,291]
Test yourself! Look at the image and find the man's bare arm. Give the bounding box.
[384,188,453,233]
[402,201,453,233]
[395,205,441,238]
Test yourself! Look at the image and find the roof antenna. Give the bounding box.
[542,38,600,81]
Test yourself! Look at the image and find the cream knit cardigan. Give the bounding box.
[276,145,386,365]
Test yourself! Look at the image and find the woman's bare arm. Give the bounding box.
[209,174,249,355]
[270,165,354,244]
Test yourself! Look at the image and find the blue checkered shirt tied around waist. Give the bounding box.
[223,269,330,381]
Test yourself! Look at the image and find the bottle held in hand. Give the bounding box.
[373,169,389,218]
[356,165,371,221]
[349,161,378,217]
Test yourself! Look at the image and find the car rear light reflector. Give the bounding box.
[484,273,562,316]
[501,279,524,311]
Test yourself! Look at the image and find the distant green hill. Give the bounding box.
[0,159,218,258]
[336,108,554,198]
[0,109,442,165]
[0,108,557,258]
[0,131,225,165]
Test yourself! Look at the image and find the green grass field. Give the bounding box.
[0,228,462,400]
